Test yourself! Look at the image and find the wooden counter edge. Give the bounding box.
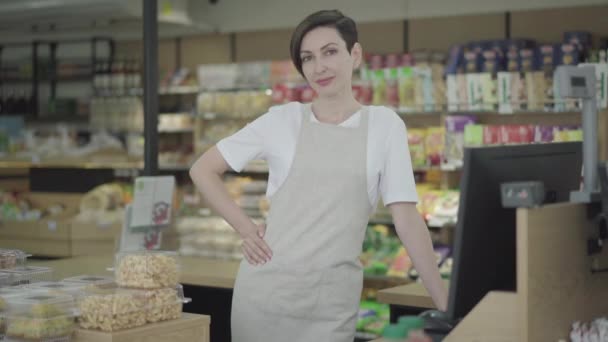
[75,313,210,339]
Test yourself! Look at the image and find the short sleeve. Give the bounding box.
[216,109,275,172]
[380,119,419,205]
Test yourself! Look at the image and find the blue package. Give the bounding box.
[519,48,537,71]
[564,31,592,50]
[445,45,464,75]
[464,51,482,73]
[560,43,580,65]
[536,44,559,74]
[482,49,505,73]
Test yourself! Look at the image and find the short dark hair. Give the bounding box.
[290,10,358,77]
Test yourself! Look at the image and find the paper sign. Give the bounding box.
[119,205,163,252]
[129,176,175,229]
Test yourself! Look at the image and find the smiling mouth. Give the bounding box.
[316,76,335,86]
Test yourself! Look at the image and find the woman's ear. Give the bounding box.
[351,42,363,70]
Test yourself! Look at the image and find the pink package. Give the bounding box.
[501,125,535,144]
[483,126,501,145]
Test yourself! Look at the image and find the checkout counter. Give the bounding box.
[373,203,608,342]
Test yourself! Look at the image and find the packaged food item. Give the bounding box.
[407,129,426,169]
[115,251,179,289]
[424,127,445,166]
[4,292,76,341]
[537,44,559,111]
[483,125,501,145]
[465,73,483,111]
[371,68,386,106]
[525,71,546,111]
[398,66,416,112]
[454,73,469,111]
[386,247,412,278]
[444,116,476,168]
[384,63,399,110]
[3,266,53,286]
[446,74,459,112]
[61,275,115,287]
[534,125,554,143]
[0,249,28,269]
[27,281,87,298]
[500,125,535,144]
[464,124,484,147]
[0,286,23,337]
[78,283,188,331]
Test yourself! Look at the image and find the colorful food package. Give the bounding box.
[466,73,483,111]
[534,125,554,143]
[398,66,416,112]
[371,69,386,106]
[456,74,469,111]
[446,74,459,112]
[387,247,412,278]
[407,129,427,168]
[271,82,300,104]
[424,127,445,167]
[444,116,476,168]
[464,124,484,147]
[538,44,559,111]
[500,125,535,144]
[525,71,546,111]
[385,67,400,109]
[483,125,501,145]
[497,72,513,113]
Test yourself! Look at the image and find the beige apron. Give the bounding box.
[232,104,373,342]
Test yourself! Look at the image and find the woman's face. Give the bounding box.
[299,26,361,98]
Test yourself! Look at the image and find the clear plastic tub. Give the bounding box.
[115,251,179,289]
[4,292,77,341]
[1,287,25,339]
[0,249,29,270]
[61,275,114,287]
[0,271,12,287]
[78,283,190,332]
[26,282,87,298]
[3,266,53,286]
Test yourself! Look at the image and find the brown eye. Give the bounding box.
[301,55,313,63]
[324,49,338,56]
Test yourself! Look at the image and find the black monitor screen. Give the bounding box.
[447,142,582,321]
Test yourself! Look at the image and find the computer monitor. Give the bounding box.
[447,142,582,322]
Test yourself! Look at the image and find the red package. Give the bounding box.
[385,53,400,68]
[300,85,316,103]
[370,54,384,70]
[483,125,501,145]
[271,83,301,104]
[500,125,535,144]
[401,53,415,67]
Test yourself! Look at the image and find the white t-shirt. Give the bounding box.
[217,102,418,208]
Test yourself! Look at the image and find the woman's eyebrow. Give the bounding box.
[300,42,338,54]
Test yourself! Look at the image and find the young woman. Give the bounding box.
[190,9,447,342]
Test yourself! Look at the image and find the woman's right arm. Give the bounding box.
[189,146,272,265]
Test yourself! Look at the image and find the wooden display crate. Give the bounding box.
[0,192,122,257]
[74,313,210,342]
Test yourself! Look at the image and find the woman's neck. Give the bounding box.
[311,91,362,125]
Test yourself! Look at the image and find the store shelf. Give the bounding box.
[159,127,194,133]
[159,85,201,95]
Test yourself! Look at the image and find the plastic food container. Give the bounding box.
[1,287,25,339]
[4,292,77,341]
[26,282,87,298]
[115,251,179,289]
[78,283,190,332]
[0,249,29,270]
[0,272,12,287]
[61,275,114,287]
[3,266,53,286]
